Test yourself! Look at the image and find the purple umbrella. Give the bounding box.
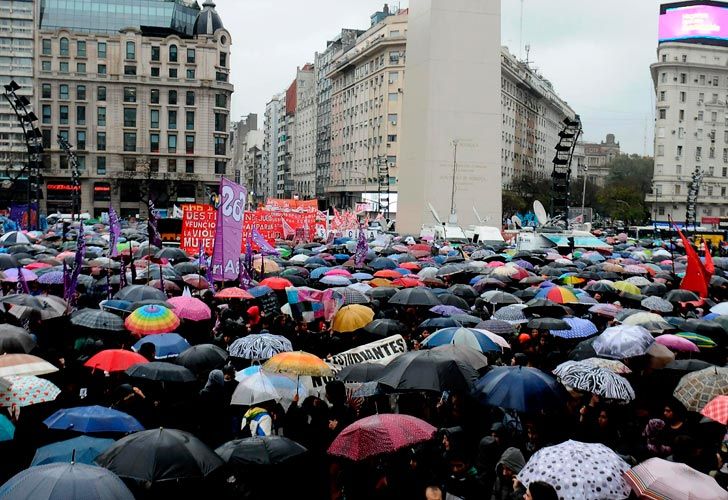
[2,268,37,282]
[38,271,65,285]
[429,305,467,317]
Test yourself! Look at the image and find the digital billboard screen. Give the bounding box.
[659,3,728,43]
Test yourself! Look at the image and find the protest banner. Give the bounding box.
[242,210,319,245]
[265,198,318,211]
[212,178,247,281]
[180,204,216,255]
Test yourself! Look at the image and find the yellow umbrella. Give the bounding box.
[613,281,641,295]
[263,351,332,377]
[252,255,280,273]
[368,278,397,288]
[332,304,375,333]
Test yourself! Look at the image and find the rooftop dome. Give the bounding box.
[193,0,223,36]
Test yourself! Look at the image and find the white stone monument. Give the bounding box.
[397,0,502,234]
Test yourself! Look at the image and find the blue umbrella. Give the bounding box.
[43,406,144,434]
[99,299,133,313]
[0,462,134,500]
[0,413,14,441]
[333,253,350,261]
[247,285,273,298]
[472,366,566,413]
[549,317,599,339]
[38,271,65,285]
[352,272,373,280]
[421,327,501,353]
[370,257,397,270]
[132,333,190,359]
[31,436,115,466]
[393,268,412,275]
[309,267,329,280]
[320,275,351,286]
[429,305,467,317]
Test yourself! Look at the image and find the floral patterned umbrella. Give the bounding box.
[0,375,60,408]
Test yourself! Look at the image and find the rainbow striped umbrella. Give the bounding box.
[124,305,180,336]
[675,332,717,349]
[536,286,579,304]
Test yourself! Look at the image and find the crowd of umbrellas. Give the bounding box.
[0,222,727,499]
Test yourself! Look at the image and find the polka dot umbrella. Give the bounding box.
[517,440,631,500]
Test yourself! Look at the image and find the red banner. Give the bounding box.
[180,204,217,255]
[243,210,318,246]
[265,198,318,212]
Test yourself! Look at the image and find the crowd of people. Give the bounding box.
[0,220,727,499]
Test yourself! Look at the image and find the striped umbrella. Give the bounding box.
[581,358,631,374]
[553,361,635,401]
[228,333,293,360]
[674,331,717,349]
[124,305,180,335]
[421,327,502,353]
[624,457,728,500]
[549,317,598,339]
[536,286,579,304]
[0,375,60,407]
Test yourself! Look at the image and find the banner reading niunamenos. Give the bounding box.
[212,178,247,281]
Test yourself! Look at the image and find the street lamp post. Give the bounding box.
[450,139,459,222]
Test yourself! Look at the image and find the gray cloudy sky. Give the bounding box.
[216,0,662,155]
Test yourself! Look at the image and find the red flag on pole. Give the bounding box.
[704,241,715,276]
[674,226,710,297]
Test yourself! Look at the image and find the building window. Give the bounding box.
[150,88,159,104]
[214,136,226,155]
[96,157,106,175]
[186,91,195,106]
[186,111,194,130]
[76,40,87,57]
[126,41,135,60]
[60,61,69,73]
[216,71,228,82]
[676,164,682,174]
[680,73,687,84]
[168,134,177,153]
[123,108,137,127]
[41,84,51,99]
[42,105,51,124]
[60,155,68,169]
[168,90,177,105]
[215,94,227,107]
[167,158,177,173]
[150,110,159,129]
[149,158,159,173]
[151,67,160,77]
[387,134,397,142]
[389,51,399,63]
[388,71,399,84]
[168,110,177,129]
[97,132,106,151]
[696,146,703,160]
[214,113,226,132]
[151,46,160,61]
[185,135,194,154]
[59,105,69,125]
[59,37,69,56]
[657,144,664,156]
[659,91,665,101]
[42,39,51,55]
[123,87,136,103]
[41,60,51,72]
[388,113,397,125]
[97,107,106,126]
[215,160,226,174]
[97,41,106,58]
[658,109,666,119]
[679,109,684,121]
[169,68,178,79]
[186,69,195,79]
[97,64,106,75]
[169,44,177,62]
[187,48,195,63]
[77,85,86,100]
[658,206,665,215]
[78,156,86,173]
[698,111,704,121]
[150,133,160,153]
[97,86,106,101]
[185,159,194,173]
[76,106,86,126]
[123,133,136,152]
[388,92,398,102]
[124,65,136,76]
[219,52,227,67]
[76,130,86,150]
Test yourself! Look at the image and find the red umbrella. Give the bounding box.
[701,395,728,425]
[215,288,254,300]
[259,277,293,291]
[328,413,436,461]
[392,277,423,288]
[373,270,402,279]
[399,262,421,271]
[84,349,149,372]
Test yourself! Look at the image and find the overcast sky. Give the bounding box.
[216,0,662,155]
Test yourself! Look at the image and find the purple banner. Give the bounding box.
[9,203,38,231]
[212,178,247,281]
[659,5,728,42]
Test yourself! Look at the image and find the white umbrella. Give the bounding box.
[231,368,307,410]
[593,325,654,359]
[228,334,293,360]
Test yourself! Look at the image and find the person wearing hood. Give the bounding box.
[491,447,526,500]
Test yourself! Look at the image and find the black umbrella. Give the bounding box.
[436,265,465,278]
[584,281,616,293]
[95,428,223,483]
[447,284,478,301]
[114,285,167,302]
[523,299,570,318]
[449,314,483,326]
[176,344,228,373]
[0,324,36,354]
[389,288,441,307]
[513,288,539,300]
[215,436,307,466]
[482,291,521,305]
[437,293,470,310]
[418,317,462,330]
[173,262,200,275]
[126,362,196,383]
[681,319,727,339]
[663,359,715,373]
[370,257,397,270]
[70,308,125,332]
[527,317,570,330]
[336,362,387,382]
[377,349,479,392]
[642,283,668,296]
[155,248,188,261]
[665,289,700,303]
[366,287,398,300]
[363,319,407,338]
[0,294,68,320]
[475,319,517,335]
[0,253,19,270]
[568,337,597,361]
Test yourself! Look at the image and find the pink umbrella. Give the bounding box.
[328,414,436,461]
[325,269,353,277]
[655,334,700,353]
[487,261,505,268]
[1,268,38,282]
[166,296,211,322]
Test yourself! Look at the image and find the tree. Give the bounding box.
[502,173,552,216]
[594,155,654,224]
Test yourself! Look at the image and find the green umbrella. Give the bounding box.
[675,332,717,349]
